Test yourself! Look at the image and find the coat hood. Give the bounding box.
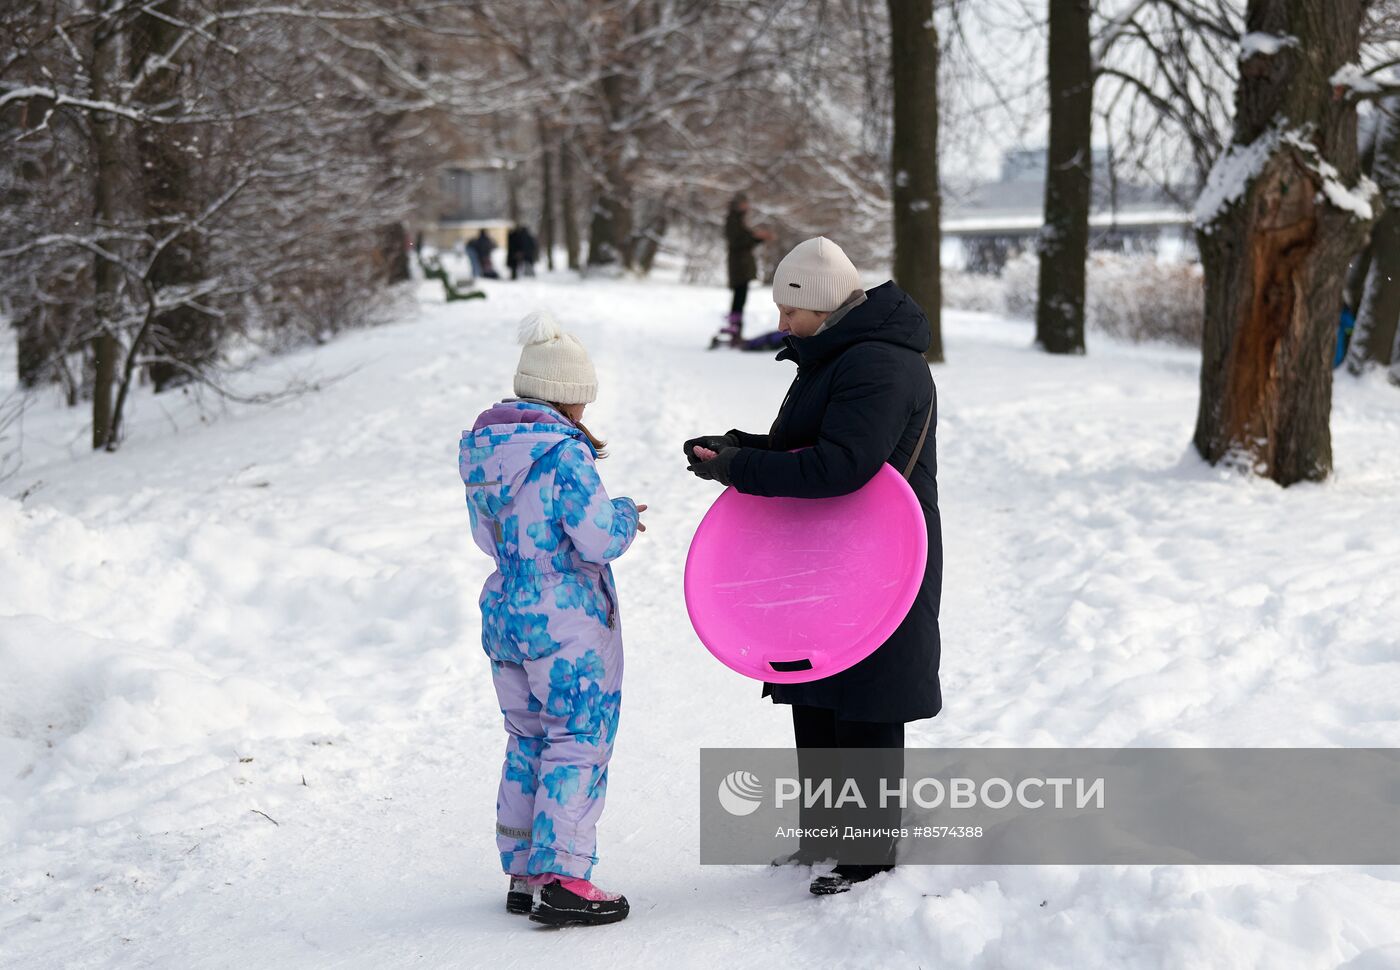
[778,280,931,368]
[459,400,591,499]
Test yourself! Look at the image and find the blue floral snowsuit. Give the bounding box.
[460,400,639,880]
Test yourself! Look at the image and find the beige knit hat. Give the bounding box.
[513,310,598,404]
[771,237,862,312]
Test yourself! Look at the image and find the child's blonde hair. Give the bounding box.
[552,403,608,459]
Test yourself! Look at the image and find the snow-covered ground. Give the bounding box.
[3,271,1400,969]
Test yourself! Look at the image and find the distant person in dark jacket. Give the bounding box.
[684,237,942,897]
[469,229,500,279]
[507,225,539,280]
[716,193,772,348]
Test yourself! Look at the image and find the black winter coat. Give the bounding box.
[726,281,943,723]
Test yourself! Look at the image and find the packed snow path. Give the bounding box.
[4,273,1400,969]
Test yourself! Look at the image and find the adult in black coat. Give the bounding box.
[685,241,942,893]
[720,193,772,345]
[506,225,538,280]
[469,229,499,279]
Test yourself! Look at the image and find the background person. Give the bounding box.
[715,192,773,348]
[508,224,539,279]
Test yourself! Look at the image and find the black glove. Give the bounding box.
[683,433,737,463]
[688,447,738,487]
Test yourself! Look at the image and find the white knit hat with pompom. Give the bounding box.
[513,310,598,404]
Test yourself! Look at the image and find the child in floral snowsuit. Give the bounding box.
[460,310,643,926]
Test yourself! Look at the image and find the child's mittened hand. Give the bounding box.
[693,447,718,462]
[635,503,648,532]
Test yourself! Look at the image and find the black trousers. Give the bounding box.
[729,281,748,318]
[792,705,905,749]
[791,705,904,864]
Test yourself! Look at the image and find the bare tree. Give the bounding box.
[1,1,478,451]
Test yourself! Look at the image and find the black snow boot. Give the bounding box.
[506,877,532,915]
[529,878,630,927]
[809,863,895,896]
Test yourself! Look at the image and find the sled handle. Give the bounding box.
[765,653,822,674]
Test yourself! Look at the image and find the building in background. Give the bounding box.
[942,148,1195,274]
[417,162,512,253]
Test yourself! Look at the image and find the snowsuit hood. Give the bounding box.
[460,400,605,566]
[459,398,638,624]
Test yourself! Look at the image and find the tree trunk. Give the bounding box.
[507,164,522,226]
[379,222,410,284]
[560,136,581,271]
[131,1,216,394]
[586,71,633,270]
[538,115,556,271]
[90,12,123,451]
[1193,0,1377,485]
[1035,0,1093,355]
[15,311,47,388]
[1391,316,1400,387]
[633,207,667,276]
[1342,110,1382,313]
[1347,97,1400,371]
[887,0,943,363]
[586,192,631,269]
[3,102,51,388]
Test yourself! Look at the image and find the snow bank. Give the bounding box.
[0,499,344,844]
[946,252,1203,347]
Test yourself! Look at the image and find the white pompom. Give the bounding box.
[517,309,562,346]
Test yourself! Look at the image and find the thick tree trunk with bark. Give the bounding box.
[1035,0,1093,355]
[587,191,631,269]
[1347,98,1400,371]
[632,206,667,275]
[586,71,633,270]
[560,136,580,271]
[538,116,556,271]
[90,14,123,451]
[132,2,217,393]
[1392,320,1400,387]
[15,311,47,389]
[378,222,410,284]
[1342,111,1381,313]
[887,0,943,363]
[4,104,50,388]
[1193,0,1377,485]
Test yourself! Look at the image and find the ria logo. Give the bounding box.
[717,770,764,816]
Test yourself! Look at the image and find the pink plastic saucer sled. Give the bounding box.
[684,463,928,684]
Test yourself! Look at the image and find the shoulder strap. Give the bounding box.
[902,390,933,481]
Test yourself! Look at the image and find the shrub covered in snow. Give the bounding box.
[943,252,1204,348]
[938,270,1005,315]
[1085,253,1204,347]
